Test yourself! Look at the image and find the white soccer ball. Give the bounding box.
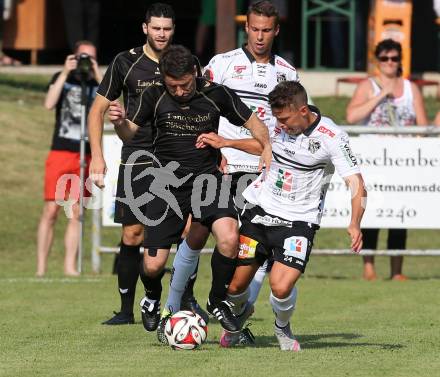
[164,310,208,350]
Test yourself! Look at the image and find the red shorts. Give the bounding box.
[44,150,91,201]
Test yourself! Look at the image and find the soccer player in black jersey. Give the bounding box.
[88,3,206,326]
[109,45,271,338]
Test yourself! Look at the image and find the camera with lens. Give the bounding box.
[75,53,92,77]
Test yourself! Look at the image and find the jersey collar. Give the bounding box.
[143,44,159,63]
[302,105,322,137]
[241,44,275,65]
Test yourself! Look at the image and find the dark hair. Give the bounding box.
[269,81,308,110]
[159,45,195,78]
[73,40,95,54]
[375,38,402,58]
[247,1,279,26]
[375,39,402,76]
[145,2,175,24]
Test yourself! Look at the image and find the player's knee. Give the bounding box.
[186,224,209,249]
[144,263,163,278]
[270,283,292,299]
[216,232,239,257]
[122,227,144,245]
[228,280,247,295]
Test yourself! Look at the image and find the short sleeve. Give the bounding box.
[203,55,224,84]
[96,52,125,101]
[47,72,60,89]
[287,68,299,82]
[214,85,253,127]
[328,131,361,178]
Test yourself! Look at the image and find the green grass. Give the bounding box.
[1,256,440,377]
[1,73,440,377]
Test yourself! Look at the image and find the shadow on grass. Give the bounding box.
[254,333,404,350]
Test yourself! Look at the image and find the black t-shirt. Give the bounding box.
[129,78,253,176]
[50,72,98,153]
[97,46,161,162]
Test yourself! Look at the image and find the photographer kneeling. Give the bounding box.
[36,40,102,277]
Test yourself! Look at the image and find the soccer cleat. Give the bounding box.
[101,311,134,325]
[181,294,209,325]
[220,324,255,348]
[156,313,172,345]
[207,299,240,332]
[140,297,161,332]
[238,324,256,345]
[219,329,240,347]
[274,323,301,351]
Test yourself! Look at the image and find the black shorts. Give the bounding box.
[143,171,237,248]
[237,205,319,273]
[114,162,153,225]
[228,172,259,211]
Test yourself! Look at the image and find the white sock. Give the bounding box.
[270,287,298,328]
[227,288,250,317]
[164,239,200,313]
[248,261,268,306]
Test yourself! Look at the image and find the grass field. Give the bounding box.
[0,73,439,377]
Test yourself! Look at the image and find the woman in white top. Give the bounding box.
[346,39,428,281]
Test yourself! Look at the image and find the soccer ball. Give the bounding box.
[164,310,208,350]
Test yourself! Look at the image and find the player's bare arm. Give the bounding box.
[195,132,263,155]
[88,94,112,188]
[344,173,367,253]
[244,113,272,171]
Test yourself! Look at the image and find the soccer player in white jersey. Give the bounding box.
[162,1,298,336]
[204,1,298,179]
[221,81,367,350]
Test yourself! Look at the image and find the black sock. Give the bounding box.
[209,247,237,305]
[139,260,165,301]
[117,241,141,315]
[182,258,199,298]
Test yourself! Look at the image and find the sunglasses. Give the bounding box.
[378,55,401,63]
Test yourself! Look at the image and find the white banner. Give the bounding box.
[102,135,123,227]
[321,136,440,229]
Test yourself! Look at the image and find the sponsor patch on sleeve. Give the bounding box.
[339,142,358,167]
[317,125,335,138]
[203,68,214,81]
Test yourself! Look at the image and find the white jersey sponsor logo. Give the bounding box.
[251,214,293,227]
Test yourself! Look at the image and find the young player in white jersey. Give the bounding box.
[221,81,367,350]
[161,2,297,338]
[204,28,298,175]
[206,0,298,180]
